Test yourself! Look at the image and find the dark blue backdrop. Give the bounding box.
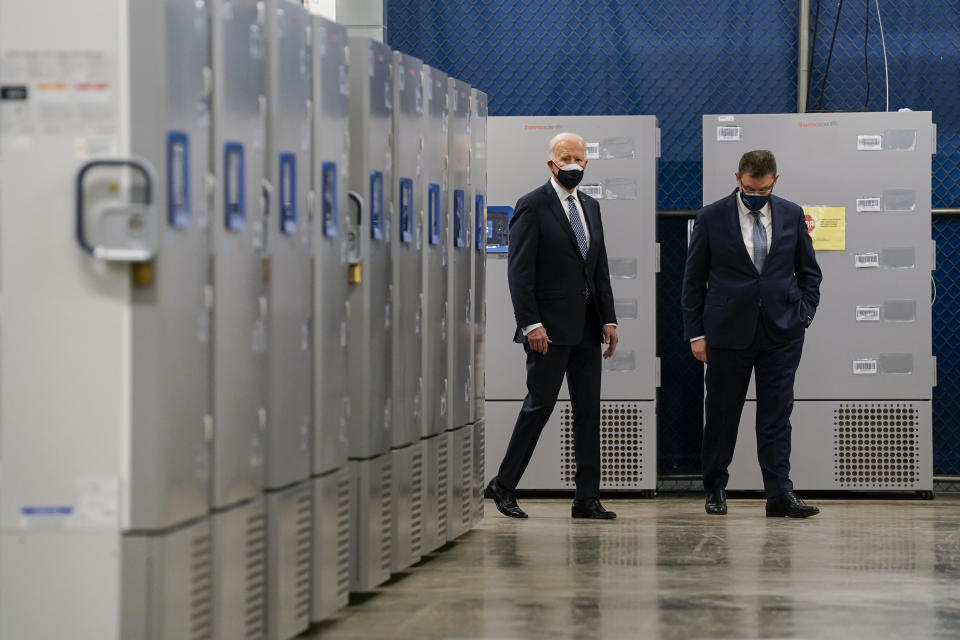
[388,0,960,474]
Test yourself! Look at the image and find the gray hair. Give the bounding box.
[548,132,586,159]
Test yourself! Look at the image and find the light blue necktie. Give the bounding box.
[566,195,588,259]
[749,210,768,273]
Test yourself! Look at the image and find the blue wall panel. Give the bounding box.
[389,0,960,475]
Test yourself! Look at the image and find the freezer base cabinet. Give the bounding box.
[390,442,425,573]
[484,400,657,491]
[420,433,450,553]
[726,400,933,492]
[472,420,486,524]
[349,456,393,592]
[266,482,313,640]
[446,426,474,541]
[212,499,266,640]
[121,520,214,640]
[311,469,352,623]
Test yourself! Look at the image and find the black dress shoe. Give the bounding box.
[766,491,820,518]
[571,498,616,519]
[484,478,527,518]
[705,489,727,515]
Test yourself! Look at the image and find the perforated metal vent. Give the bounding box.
[475,424,485,521]
[411,448,424,558]
[190,533,213,640]
[294,492,313,625]
[244,510,266,639]
[380,461,393,575]
[834,402,921,488]
[336,475,351,600]
[560,402,643,488]
[437,438,449,539]
[461,430,473,529]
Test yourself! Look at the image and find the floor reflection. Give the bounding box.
[308,495,960,640]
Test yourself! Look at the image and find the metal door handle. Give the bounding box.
[75,157,157,261]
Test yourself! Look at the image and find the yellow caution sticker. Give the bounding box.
[803,206,846,251]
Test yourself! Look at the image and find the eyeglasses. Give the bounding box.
[739,182,774,196]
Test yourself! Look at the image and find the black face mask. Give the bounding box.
[552,161,584,190]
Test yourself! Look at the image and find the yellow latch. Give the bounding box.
[131,262,154,287]
[348,263,362,284]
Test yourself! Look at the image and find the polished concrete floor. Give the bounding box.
[308,495,960,639]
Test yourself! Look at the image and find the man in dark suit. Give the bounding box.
[484,132,619,520]
[682,150,822,518]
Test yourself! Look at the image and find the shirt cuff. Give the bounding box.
[603,323,617,328]
[690,336,705,342]
[521,322,543,336]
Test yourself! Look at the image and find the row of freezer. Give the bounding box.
[0,1,486,638]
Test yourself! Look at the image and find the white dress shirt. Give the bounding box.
[736,189,773,259]
[550,176,590,245]
[690,190,773,343]
[521,176,615,337]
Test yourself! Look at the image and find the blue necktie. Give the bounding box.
[750,210,768,273]
[566,195,588,259]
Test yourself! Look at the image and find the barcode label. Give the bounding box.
[856,198,882,212]
[585,142,600,160]
[857,135,883,151]
[854,252,880,268]
[580,184,603,199]
[717,126,741,142]
[855,306,881,322]
[853,359,879,375]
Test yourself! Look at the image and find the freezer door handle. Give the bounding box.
[75,157,158,261]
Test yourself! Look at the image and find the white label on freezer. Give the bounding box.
[856,198,882,212]
[853,359,879,375]
[856,305,881,322]
[717,126,741,141]
[857,135,883,151]
[74,476,119,527]
[854,252,880,268]
[585,142,600,159]
[718,115,735,122]
[580,184,603,199]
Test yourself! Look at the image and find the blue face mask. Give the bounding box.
[739,190,771,211]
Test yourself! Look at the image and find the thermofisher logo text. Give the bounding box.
[798,121,839,128]
[524,124,563,130]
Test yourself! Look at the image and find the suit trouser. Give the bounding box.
[497,305,602,500]
[702,318,804,498]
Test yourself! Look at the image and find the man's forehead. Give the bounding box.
[554,140,586,155]
[741,173,776,183]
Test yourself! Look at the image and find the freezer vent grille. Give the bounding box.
[411,448,424,558]
[190,533,213,640]
[475,422,485,521]
[294,491,313,625]
[561,402,644,488]
[437,436,448,540]
[380,460,393,576]
[336,474,352,601]
[461,430,473,530]
[834,402,922,488]
[244,509,266,639]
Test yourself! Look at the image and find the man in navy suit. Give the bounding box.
[485,132,619,520]
[682,150,822,518]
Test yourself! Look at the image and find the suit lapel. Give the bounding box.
[768,197,786,255]
[545,181,584,260]
[727,190,759,275]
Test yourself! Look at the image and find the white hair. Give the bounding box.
[548,132,586,159]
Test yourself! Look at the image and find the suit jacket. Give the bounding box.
[508,180,617,345]
[681,190,822,350]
